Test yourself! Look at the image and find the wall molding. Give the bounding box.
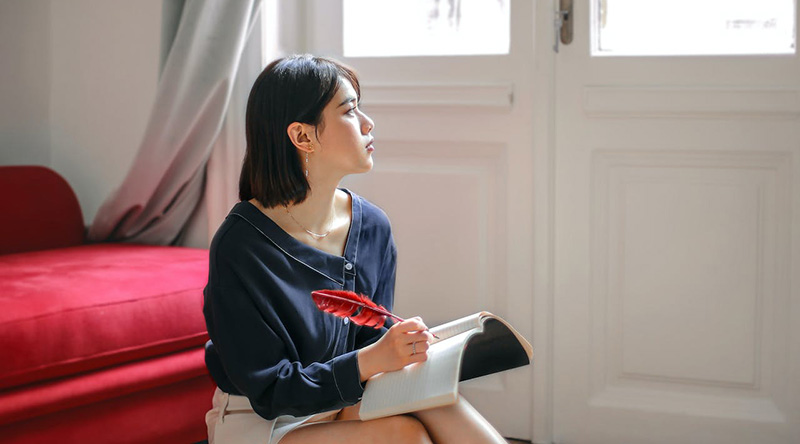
[584,86,800,119]
[589,386,786,423]
[361,83,514,111]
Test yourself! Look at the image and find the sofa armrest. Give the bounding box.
[0,165,85,254]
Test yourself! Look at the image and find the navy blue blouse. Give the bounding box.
[203,190,397,420]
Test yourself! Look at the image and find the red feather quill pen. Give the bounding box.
[310,289,439,338]
[310,289,401,329]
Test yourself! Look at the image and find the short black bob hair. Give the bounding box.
[239,54,361,207]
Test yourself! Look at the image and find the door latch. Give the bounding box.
[554,0,573,53]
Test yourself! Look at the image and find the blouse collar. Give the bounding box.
[230,189,363,288]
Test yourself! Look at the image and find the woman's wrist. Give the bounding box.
[356,344,379,382]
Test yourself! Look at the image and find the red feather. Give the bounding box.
[311,289,403,329]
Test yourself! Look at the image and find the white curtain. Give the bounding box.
[179,4,265,248]
[88,0,262,246]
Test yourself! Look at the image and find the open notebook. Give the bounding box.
[358,312,532,421]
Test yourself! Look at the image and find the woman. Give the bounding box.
[203,54,507,444]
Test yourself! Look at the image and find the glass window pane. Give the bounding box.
[343,0,510,57]
[593,0,797,56]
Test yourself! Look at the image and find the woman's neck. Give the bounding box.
[250,173,346,242]
[286,184,339,233]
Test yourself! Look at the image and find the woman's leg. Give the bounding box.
[410,395,507,444]
[333,396,506,444]
[281,414,432,444]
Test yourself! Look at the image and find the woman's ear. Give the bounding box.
[287,122,315,153]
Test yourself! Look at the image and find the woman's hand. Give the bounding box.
[357,317,434,382]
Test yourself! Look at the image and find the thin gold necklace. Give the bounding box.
[284,205,336,240]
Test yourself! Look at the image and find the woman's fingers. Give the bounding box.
[359,316,434,378]
[382,316,434,364]
[409,350,428,363]
[392,316,428,333]
[405,330,433,343]
[404,342,428,364]
[409,340,430,356]
[393,317,435,341]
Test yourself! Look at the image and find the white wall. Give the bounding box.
[0,0,52,166]
[0,0,162,224]
[50,0,161,223]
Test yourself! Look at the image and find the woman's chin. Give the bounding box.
[360,157,374,173]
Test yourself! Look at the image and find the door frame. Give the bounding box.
[530,1,558,442]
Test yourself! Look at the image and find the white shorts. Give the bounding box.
[205,387,342,444]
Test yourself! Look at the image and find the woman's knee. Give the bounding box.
[381,415,432,444]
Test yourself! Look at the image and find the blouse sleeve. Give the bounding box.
[354,235,397,349]
[205,280,364,420]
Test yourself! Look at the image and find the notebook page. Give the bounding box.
[430,312,485,344]
[359,330,471,420]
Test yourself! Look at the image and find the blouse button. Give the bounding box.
[344,262,353,271]
[343,317,350,325]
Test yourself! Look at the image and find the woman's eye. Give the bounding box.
[346,107,356,115]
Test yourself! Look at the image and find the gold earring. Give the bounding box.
[305,143,312,177]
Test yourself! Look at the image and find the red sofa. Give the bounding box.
[0,165,214,443]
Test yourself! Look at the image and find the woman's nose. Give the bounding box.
[361,112,375,133]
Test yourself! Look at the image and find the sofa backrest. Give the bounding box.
[0,165,85,254]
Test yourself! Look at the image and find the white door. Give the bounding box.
[548,1,800,443]
[302,0,536,440]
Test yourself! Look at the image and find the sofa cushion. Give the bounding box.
[0,244,209,390]
[0,347,209,426]
[0,372,215,444]
[0,165,85,255]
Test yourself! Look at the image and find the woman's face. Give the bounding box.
[312,78,375,177]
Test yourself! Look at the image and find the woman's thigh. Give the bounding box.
[281,415,431,444]
[334,401,362,421]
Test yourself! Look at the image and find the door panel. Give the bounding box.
[551,1,800,443]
